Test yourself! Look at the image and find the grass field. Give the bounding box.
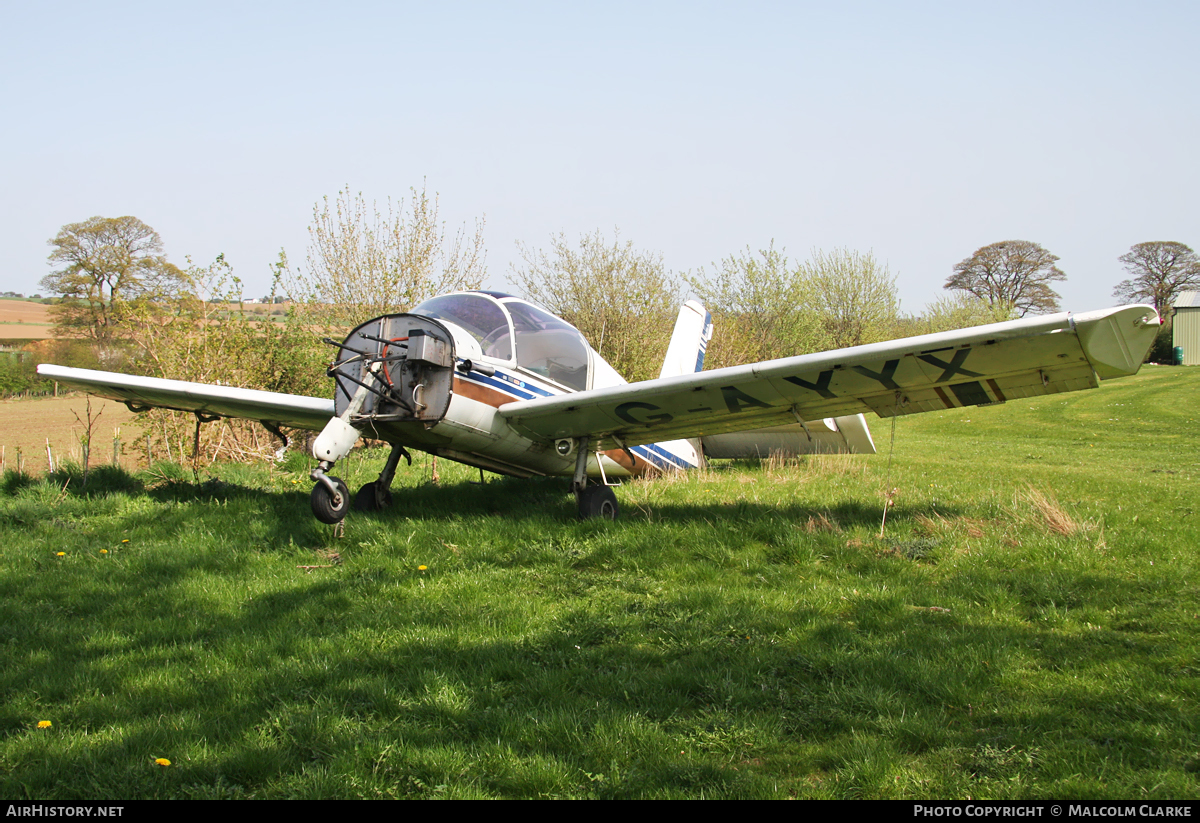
[0,367,1197,799]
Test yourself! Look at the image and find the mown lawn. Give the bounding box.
[1,367,1197,798]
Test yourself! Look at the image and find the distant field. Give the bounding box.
[0,395,139,472]
[0,299,294,343]
[0,299,53,339]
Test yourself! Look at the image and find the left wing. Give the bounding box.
[36,365,335,431]
[498,305,1160,448]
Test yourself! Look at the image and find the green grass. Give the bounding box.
[1,366,1198,798]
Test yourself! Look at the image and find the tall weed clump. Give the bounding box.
[128,254,326,467]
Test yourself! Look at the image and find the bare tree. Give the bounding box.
[40,216,190,343]
[1112,241,1200,318]
[513,230,682,382]
[289,183,487,331]
[945,240,1065,317]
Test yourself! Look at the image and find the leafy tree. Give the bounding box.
[0,355,36,396]
[800,248,900,348]
[1112,241,1200,318]
[945,240,1065,317]
[912,292,1017,335]
[689,244,901,367]
[688,243,824,368]
[288,184,486,332]
[40,216,190,342]
[513,230,682,382]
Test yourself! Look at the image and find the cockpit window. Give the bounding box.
[412,293,591,390]
[505,301,590,391]
[412,294,513,360]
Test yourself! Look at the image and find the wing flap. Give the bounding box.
[36,365,335,431]
[498,305,1159,448]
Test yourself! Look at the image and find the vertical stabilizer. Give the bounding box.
[659,300,714,379]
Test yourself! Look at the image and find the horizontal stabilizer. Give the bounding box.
[702,414,876,458]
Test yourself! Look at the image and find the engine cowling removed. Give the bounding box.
[329,313,456,425]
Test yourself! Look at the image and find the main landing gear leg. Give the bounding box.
[571,437,618,521]
[355,444,411,512]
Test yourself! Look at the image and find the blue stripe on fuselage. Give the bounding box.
[458,367,555,401]
[461,363,697,471]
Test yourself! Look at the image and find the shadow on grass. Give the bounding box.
[2,460,1191,797]
[19,458,940,536]
[0,545,1185,798]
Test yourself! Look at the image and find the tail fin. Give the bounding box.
[659,300,714,379]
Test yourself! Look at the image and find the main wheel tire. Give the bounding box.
[311,476,350,524]
[577,485,619,521]
[354,480,393,512]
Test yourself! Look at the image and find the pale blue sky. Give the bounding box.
[3,1,1197,314]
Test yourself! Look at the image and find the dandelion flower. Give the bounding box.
[155,758,171,767]
[121,539,130,544]
[100,549,108,555]
[418,565,427,571]
[56,552,65,557]
[37,721,51,729]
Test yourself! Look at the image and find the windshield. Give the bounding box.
[412,293,513,360]
[412,293,591,390]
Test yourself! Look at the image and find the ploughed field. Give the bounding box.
[0,395,139,472]
[0,298,53,339]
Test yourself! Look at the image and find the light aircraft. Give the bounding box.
[38,292,1161,523]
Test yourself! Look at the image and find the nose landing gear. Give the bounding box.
[310,475,350,524]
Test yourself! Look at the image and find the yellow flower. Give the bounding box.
[155,758,171,767]
[56,552,65,557]
[121,539,130,544]
[418,565,427,571]
[100,549,108,555]
[37,721,51,729]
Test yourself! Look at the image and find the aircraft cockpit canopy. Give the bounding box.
[412,292,591,391]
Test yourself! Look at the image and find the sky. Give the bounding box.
[2,1,1197,315]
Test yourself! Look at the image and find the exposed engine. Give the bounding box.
[327,313,456,426]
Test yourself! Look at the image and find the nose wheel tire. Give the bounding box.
[577,485,619,521]
[354,480,394,512]
[311,476,351,524]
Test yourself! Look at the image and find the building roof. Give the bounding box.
[1174,291,1200,308]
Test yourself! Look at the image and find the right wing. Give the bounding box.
[498,305,1160,449]
[36,365,335,432]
